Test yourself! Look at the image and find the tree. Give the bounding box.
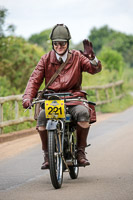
[0,36,44,92]
[88,25,133,68]
[88,25,114,53]
[98,47,125,79]
[104,32,133,67]
[0,7,7,37]
[0,7,45,93]
[28,29,52,52]
[0,76,19,96]
[0,7,15,37]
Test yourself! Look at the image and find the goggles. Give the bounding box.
[53,41,67,47]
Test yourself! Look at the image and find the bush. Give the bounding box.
[98,47,125,78]
[0,36,45,92]
[0,76,20,96]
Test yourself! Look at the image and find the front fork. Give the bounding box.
[57,120,70,172]
[46,119,70,172]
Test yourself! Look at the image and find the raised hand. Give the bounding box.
[82,39,95,60]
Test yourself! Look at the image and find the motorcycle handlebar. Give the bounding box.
[32,98,96,106]
[43,92,73,97]
[24,98,96,112]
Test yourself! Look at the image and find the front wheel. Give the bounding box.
[48,130,63,189]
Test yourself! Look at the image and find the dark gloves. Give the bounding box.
[22,99,32,109]
[81,39,95,60]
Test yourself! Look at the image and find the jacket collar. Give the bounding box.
[56,51,68,63]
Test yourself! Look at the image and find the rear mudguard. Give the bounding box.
[46,120,58,131]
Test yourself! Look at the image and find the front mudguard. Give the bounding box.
[46,120,58,131]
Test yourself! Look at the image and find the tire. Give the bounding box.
[69,131,79,179]
[48,130,63,189]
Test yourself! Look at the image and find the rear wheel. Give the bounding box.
[48,130,63,189]
[69,131,79,179]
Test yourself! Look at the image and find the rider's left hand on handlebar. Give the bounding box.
[81,39,95,60]
[22,99,32,109]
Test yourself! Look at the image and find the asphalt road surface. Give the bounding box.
[0,107,133,200]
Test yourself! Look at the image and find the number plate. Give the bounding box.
[45,100,65,118]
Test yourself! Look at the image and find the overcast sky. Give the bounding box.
[0,0,133,44]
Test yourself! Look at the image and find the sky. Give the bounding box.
[0,0,133,44]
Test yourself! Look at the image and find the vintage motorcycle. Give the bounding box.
[29,92,96,189]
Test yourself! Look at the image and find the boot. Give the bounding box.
[42,151,49,170]
[38,130,49,169]
[76,125,90,166]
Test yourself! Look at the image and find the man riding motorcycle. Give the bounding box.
[22,24,102,169]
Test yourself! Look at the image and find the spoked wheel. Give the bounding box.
[48,130,63,189]
[69,131,79,179]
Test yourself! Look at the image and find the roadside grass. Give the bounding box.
[3,121,36,134]
[83,67,133,113]
[3,102,36,134]
[96,94,133,113]
[123,67,133,92]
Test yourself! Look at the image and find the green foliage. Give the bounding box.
[122,67,133,92]
[82,65,121,87]
[28,29,52,52]
[2,100,36,133]
[105,32,129,51]
[104,32,133,66]
[3,121,36,134]
[89,25,114,53]
[0,76,20,96]
[0,36,45,92]
[99,94,133,113]
[98,47,125,78]
[88,25,133,68]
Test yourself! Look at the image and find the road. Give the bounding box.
[0,107,133,200]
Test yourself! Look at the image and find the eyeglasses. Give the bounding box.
[53,41,67,47]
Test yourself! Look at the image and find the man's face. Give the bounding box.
[53,41,68,55]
